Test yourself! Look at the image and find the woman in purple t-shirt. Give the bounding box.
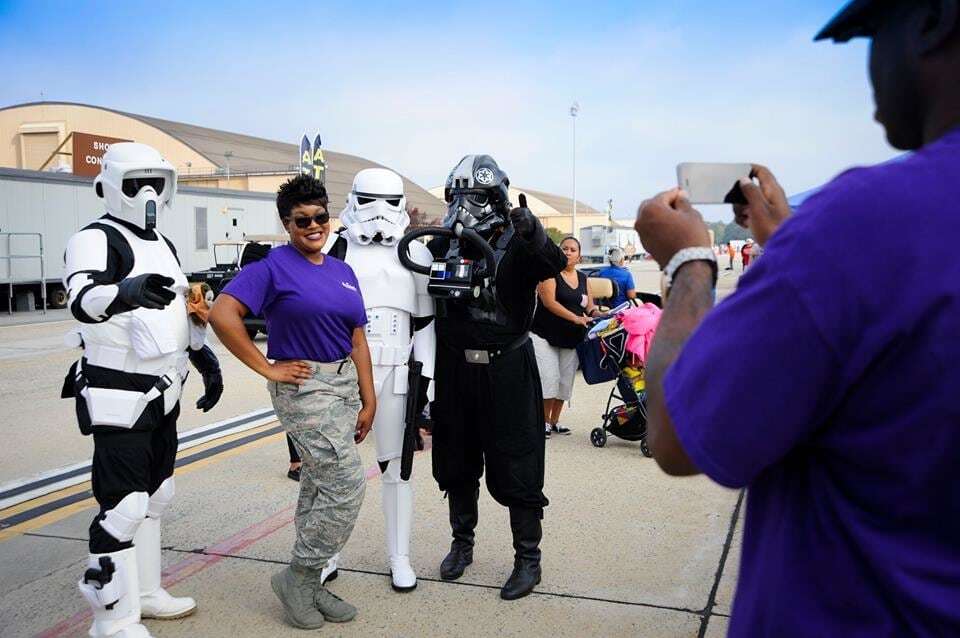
[209,175,375,629]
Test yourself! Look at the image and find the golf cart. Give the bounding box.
[190,234,288,339]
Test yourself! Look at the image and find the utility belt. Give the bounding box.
[75,355,187,429]
[308,359,353,375]
[462,333,530,365]
[368,343,413,367]
[83,343,188,376]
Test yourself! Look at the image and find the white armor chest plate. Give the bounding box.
[345,241,417,351]
[81,219,189,374]
[343,240,419,392]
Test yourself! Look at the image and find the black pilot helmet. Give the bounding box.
[442,154,511,238]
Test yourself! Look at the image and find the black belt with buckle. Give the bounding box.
[464,333,530,365]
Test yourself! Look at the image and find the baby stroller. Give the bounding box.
[576,319,652,457]
[593,373,651,457]
[576,293,662,457]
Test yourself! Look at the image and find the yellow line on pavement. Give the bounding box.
[0,482,92,518]
[0,425,283,542]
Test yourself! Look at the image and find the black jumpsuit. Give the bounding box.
[430,221,566,508]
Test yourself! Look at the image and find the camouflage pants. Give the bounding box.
[268,359,366,571]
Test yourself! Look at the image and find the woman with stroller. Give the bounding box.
[532,236,599,437]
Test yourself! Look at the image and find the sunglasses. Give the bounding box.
[287,211,330,229]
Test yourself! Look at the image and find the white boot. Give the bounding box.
[321,552,340,584]
[134,517,197,619]
[383,460,417,592]
[78,546,153,637]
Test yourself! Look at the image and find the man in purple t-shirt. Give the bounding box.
[634,2,960,636]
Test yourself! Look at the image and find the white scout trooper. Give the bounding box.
[325,168,436,591]
[62,142,223,637]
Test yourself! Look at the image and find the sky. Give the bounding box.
[0,0,897,222]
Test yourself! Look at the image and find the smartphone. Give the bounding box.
[676,163,752,205]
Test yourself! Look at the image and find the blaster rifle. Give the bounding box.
[401,360,425,480]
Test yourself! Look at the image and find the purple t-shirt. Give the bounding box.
[665,129,960,637]
[222,245,367,362]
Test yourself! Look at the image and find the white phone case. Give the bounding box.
[677,163,752,204]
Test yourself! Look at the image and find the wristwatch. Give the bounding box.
[663,247,718,291]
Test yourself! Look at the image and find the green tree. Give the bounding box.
[545,227,566,244]
[722,222,752,244]
[707,222,727,245]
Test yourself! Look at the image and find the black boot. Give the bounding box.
[500,506,543,600]
[440,488,478,581]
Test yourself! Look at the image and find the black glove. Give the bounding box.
[116,273,176,310]
[189,345,223,412]
[509,193,536,239]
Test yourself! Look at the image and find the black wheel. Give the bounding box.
[47,285,68,309]
[640,438,652,458]
[246,326,259,340]
[590,427,607,448]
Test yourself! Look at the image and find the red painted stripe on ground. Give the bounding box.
[34,440,434,637]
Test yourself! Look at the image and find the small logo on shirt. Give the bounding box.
[341,281,358,292]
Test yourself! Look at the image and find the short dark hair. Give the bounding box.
[560,236,581,251]
[276,174,328,220]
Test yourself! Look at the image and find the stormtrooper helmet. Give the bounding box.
[339,168,409,245]
[442,155,511,238]
[94,142,177,230]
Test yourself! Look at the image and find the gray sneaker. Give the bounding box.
[271,565,326,629]
[314,585,358,623]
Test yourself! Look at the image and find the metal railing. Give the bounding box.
[1,233,46,314]
[179,164,300,179]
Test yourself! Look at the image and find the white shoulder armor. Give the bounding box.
[64,228,109,283]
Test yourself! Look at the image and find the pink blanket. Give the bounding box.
[618,303,662,364]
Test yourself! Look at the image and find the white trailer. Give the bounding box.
[0,167,281,311]
[578,223,643,264]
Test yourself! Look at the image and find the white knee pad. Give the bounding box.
[99,492,149,543]
[146,476,175,520]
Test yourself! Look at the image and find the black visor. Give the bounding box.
[122,177,165,198]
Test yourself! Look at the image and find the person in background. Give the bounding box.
[532,237,599,437]
[634,1,960,634]
[726,242,736,270]
[286,434,302,481]
[740,239,754,268]
[209,174,375,630]
[597,247,636,308]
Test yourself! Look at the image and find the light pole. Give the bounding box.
[224,151,234,181]
[569,101,580,238]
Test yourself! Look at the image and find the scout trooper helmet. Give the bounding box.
[340,168,409,245]
[94,142,177,230]
[442,154,511,238]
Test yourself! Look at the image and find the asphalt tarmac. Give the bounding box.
[0,259,747,637]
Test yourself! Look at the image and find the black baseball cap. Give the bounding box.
[815,0,892,42]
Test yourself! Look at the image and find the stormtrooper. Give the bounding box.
[397,155,566,600]
[325,168,435,592]
[61,143,223,637]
